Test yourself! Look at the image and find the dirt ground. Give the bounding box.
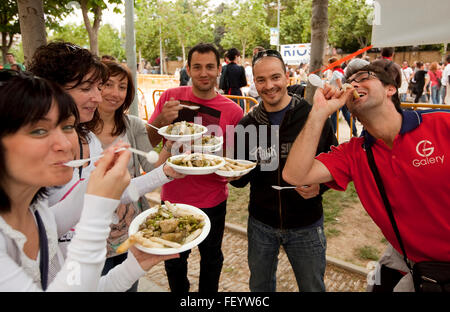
[326,200,388,268]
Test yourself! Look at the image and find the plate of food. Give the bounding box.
[191,135,223,153]
[215,158,257,178]
[158,121,207,142]
[117,201,211,255]
[166,153,225,175]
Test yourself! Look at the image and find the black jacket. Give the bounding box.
[230,94,338,229]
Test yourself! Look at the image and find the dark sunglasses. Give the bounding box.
[252,49,284,66]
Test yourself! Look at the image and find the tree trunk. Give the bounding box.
[80,0,102,56]
[306,0,329,105]
[181,40,186,65]
[16,0,47,67]
[1,32,15,64]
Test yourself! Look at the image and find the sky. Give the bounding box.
[63,0,232,31]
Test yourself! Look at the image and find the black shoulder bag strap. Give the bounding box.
[34,210,49,290]
[365,145,413,273]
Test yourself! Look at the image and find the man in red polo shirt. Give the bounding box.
[283,62,450,292]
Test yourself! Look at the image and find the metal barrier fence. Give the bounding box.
[336,102,449,142]
[150,89,258,114]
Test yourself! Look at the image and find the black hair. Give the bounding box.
[0,70,79,212]
[381,47,394,58]
[227,48,240,61]
[187,43,220,68]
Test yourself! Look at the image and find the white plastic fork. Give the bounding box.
[179,104,200,110]
[271,185,297,190]
[64,147,158,167]
[271,185,310,190]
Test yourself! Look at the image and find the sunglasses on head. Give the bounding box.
[64,43,82,53]
[252,49,284,66]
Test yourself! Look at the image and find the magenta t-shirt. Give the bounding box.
[149,86,244,208]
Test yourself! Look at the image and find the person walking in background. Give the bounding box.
[412,62,430,103]
[428,62,442,104]
[400,61,414,102]
[179,62,190,86]
[219,48,247,111]
[230,49,337,292]
[441,54,450,104]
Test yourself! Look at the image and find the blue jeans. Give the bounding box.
[431,85,441,104]
[247,216,326,292]
[440,86,446,104]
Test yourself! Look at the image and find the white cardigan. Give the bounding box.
[0,194,145,291]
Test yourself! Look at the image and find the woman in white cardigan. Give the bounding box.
[0,71,177,291]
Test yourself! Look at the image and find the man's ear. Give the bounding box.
[386,85,397,97]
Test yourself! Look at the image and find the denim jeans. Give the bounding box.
[164,200,226,292]
[440,86,447,104]
[431,85,441,104]
[102,252,138,292]
[247,216,326,292]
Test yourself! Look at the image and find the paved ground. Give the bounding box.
[138,227,368,292]
[138,118,369,293]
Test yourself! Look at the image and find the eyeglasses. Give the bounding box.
[347,71,378,84]
[252,49,284,66]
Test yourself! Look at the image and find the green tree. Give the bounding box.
[135,0,213,71]
[49,23,125,60]
[0,0,72,64]
[328,0,373,52]
[220,0,269,60]
[76,0,123,55]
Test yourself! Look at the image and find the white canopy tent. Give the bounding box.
[370,0,450,47]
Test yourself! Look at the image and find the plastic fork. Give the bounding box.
[271,185,310,190]
[179,104,200,110]
[64,147,159,167]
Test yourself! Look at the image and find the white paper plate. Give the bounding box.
[158,124,207,142]
[215,159,257,178]
[166,153,225,175]
[191,136,223,153]
[128,204,211,255]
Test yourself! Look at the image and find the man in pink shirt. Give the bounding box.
[147,43,243,292]
[283,62,450,292]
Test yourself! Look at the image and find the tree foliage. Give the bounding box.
[0,0,73,64]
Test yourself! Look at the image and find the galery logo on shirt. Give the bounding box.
[412,140,445,167]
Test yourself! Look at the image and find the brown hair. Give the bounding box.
[28,41,108,143]
[95,61,135,137]
[429,62,438,72]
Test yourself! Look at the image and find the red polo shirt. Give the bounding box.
[316,110,450,263]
